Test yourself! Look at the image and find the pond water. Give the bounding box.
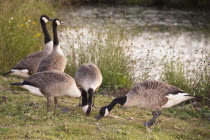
[58,5,210,80]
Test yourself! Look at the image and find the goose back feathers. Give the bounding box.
[74,63,102,91]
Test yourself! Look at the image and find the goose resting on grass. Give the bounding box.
[97,80,197,127]
[11,70,87,112]
[3,15,53,78]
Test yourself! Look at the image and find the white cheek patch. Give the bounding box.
[82,105,89,113]
[104,108,109,116]
[56,20,61,25]
[42,17,48,23]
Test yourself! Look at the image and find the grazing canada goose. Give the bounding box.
[3,15,53,78]
[74,63,102,115]
[97,80,196,127]
[11,70,87,112]
[37,18,66,72]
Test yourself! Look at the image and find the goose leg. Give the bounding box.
[86,90,93,115]
[46,97,51,112]
[54,97,58,109]
[144,111,162,127]
[92,94,97,108]
[92,88,100,108]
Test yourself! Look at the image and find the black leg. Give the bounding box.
[82,91,88,107]
[92,94,97,108]
[54,97,58,109]
[46,97,50,112]
[86,89,93,115]
[144,111,162,127]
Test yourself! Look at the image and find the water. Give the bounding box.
[58,5,210,80]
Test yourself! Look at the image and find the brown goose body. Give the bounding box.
[11,70,85,111]
[9,49,52,77]
[124,80,184,110]
[37,48,66,72]
[21,70,80,97]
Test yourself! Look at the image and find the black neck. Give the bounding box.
[107,96,127,112]
[40,20,51,44]
[52,23,59,46]
[80,88,88,106]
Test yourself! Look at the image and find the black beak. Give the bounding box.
[96,115,103,121]
[2,71,13,76]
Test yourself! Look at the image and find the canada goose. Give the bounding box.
[74,63,102,115]
[11,70,87,112]
[37,18,66,72]
[97,80,197,127]
[3,15,53,78]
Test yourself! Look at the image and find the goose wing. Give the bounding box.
[13,50,47,75]
[37,52,66,72]
[125,81,183,109]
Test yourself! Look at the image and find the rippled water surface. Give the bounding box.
[58,6,210,80]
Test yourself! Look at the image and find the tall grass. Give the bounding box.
[0,0,54,73]
[65,27,134,89]
[161,61,210,97]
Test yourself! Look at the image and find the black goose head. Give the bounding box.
[52,18,64,26]
[40,15,53,23]
[97,106,109,120]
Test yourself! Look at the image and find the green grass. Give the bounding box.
[0,76,210,139]
[0,0,54,73]
[161,61,210,98]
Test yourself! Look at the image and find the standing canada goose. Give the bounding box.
[74,63,102,115]
[97,80,197,127]
[10,70,87,112]
[37,18,66,72]
[3,15,53,78]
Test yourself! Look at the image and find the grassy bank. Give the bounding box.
[0,76,210,139]
[0,0,54,73]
